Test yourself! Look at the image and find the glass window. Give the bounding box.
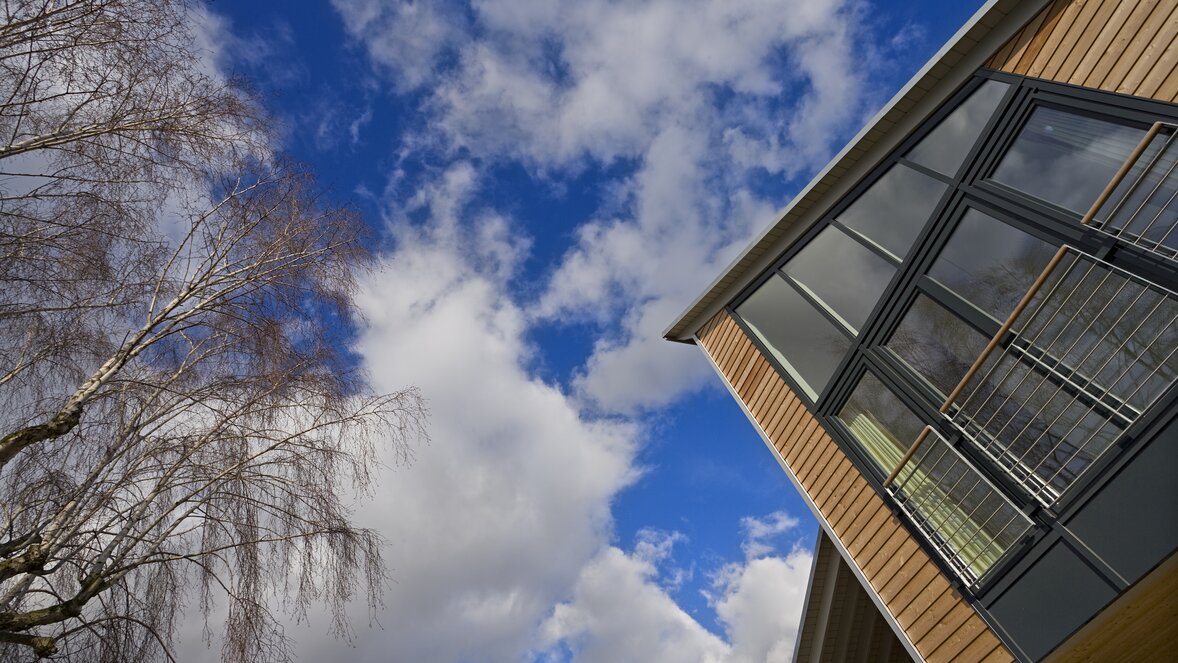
[928,209,1057,322]
[956,352,1123,503]
[990,107,1148,215]
[1015,254,1178,415]
[907,79,1010,176]
[735,274,851,401]
[783,226,896,332]
[836,164,947,260]
[887,295,989,400]
[1096,134,1178,254]
[837,371,923,474]
[893,430,1033,585]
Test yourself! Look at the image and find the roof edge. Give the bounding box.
[663,0,1048,343]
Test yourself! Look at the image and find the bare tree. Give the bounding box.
[0,2,425,660]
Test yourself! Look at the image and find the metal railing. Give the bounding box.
[1090,122,1178,262]
[949,248,1178,505]
[884,121,1178,508]
[888,428,1033,587]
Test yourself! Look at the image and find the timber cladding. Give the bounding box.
[985,0,1178,102]
[696,310,1013,663]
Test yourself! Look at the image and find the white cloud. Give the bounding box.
[312,160,817,662]
[537,538,731,663]
[327,167,640,661]
[740,511,801,560]
[330,0,468,90]
[713,552,813,663]
[329,0,877,414]
[308,0,904,659]
[537,517,814,663]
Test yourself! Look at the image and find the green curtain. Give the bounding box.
[845,412,1022,582]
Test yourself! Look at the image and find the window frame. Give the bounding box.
[724,70,1178,614]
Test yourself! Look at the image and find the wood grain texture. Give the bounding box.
[986,0,1178,103]
[1044,550,1178,662]
[696,310,1014,662]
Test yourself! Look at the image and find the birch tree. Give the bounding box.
[0,2,424,660]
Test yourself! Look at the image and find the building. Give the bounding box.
[664,1,1178,661]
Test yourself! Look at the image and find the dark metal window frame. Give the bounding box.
[724,70,1178,659]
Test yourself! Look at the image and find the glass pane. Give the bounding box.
[837,164,947,259]
[907,79,1010,176]
[928,208,1057,322]
[783,226,896,332]
[991,107,1147,215]
[1096,133,1178,255]
[888,295,989,399]
[837,372,923,474]
[956,352,1123,503]
[735,274,851,400]
[893,431,1032,584]
[1018,259,1178,415]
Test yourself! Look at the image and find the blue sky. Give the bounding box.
[187,1,982,660]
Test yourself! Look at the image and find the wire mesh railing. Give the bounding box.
[949,248,1178,506]
[888,428,1033,587]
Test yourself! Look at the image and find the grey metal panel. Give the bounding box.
[988,543,1117,661]
[1067,413,1178,584]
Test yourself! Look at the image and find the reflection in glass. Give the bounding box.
[735,274,851,401]
[907,79,1010,176]
[837,371,923,473]
[892,430,1031,584]
[888,295,989,399]
[956,352,1123,502]
[784,226,896,332]
[1096,132,1178,256]
[991,107,1147,215]
[1020,258,1178,415]
[944,248,1178,505]
[837,164,946,260]
[929,209,1057,322]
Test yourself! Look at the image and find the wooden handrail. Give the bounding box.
[882,122,1165,489]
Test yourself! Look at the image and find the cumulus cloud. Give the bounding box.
[331,0,880,415]
[712,552,813,663]
[537,516,813,663]
[291,0,909,659]
[289,154,817,661]
[537,534,731,663]
[298,166,639,661]
[740,512,802,560]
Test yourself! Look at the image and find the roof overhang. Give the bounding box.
[663,0,1050,344]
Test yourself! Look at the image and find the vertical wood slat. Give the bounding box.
[1012,0,1069,75]
[1076,0,1154,88]
[930,613,996,663]
[1120,3,1178,95]
[741,363,774,417]
[1038,0,1105,81]
[920,603,984,662]
[1066,0,1141,84]
[990,9,1050,73]
[1103,0,1175,92]
[697,310,1013,662]
[986,0,1178,105]
[1156,62,1178,102]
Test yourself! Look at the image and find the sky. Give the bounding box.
[185,1,983,660]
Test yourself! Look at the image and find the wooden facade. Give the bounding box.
[696,311,1013,663]
[986,0,1178,102]
[674,1,1178,660]
[794,532,912,663]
